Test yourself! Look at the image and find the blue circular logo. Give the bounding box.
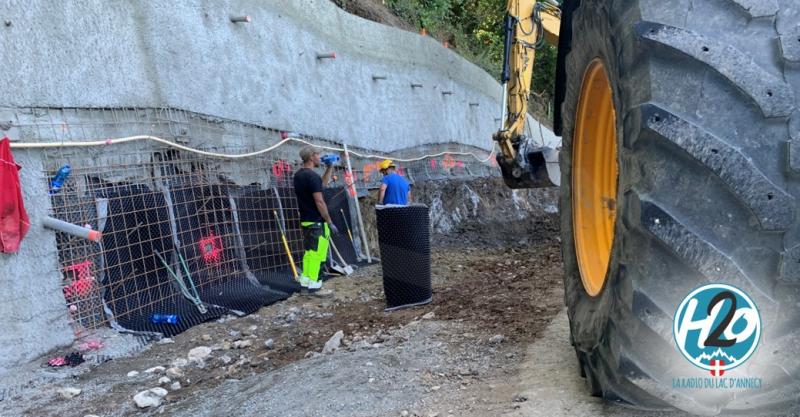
[673,284,761,373]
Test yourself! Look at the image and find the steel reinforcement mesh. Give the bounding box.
[26,106,496,340]
[44,147,309,337]
[234,186,305,294]
[169,178,289,315]
[93,181,227,335]
[375,205,432,310]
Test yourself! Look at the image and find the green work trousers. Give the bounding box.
[301,222,330,282]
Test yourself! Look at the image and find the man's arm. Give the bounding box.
[407,189,412,203]
[312,191,333,224]
[379,184,387,205]
[321,165,333,187]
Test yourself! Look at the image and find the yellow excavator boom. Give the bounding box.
[493,0,561,189]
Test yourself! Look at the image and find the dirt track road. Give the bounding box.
[161,241,567,417]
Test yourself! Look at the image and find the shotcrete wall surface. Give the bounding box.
[0,150,76,374]
[0,0,559,151]
[0,0,560,375]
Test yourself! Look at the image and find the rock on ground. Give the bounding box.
[57,387,81,399]
[323,330,344,354]
[133,387,169,409]
[166,367,184,378]
[188,346,212,362]
[233,340,253,349]
[172,358,189,368]
[145,366,166,374]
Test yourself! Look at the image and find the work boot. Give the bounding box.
[305,280,333,297]
[298,276,311,288]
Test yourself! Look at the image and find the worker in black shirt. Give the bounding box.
[293,146,339,293]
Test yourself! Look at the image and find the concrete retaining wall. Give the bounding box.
[1,0,510,151]
[0,150,76,375]
[0,0,559,374]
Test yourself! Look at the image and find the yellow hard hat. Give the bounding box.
[379,159,395,171]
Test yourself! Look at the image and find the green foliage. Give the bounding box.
[531,44,557,97]
[385,0,557,121]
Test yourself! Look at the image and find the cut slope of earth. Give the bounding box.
[330,0,415,31]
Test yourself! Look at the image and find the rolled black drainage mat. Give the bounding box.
[375,204,432,311]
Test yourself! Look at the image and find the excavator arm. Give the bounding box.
[493,0,561,189]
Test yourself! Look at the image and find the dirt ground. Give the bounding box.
[1,177,578,417]
[8,222,564,416]
[1,177,687,417]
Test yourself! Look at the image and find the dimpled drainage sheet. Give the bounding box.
[323,187,360,266]
[234,187,304,294]
[97,183,225,336]
[375,204,432,311]
[170,181,288,314]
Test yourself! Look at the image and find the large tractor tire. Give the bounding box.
[558,0,800,414]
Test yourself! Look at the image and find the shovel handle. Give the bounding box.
[273,210,299,278]
[340,209,354,243]
[329,238,349,268]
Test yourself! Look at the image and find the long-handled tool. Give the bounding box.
[329,239,354,275]
[273,210,299,279]
[339,209,354,244]
[326,246,346,276]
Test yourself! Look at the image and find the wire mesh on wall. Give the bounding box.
[20,106,499,339]
[45,145,309,336]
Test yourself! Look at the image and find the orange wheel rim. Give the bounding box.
[572,59,618,297]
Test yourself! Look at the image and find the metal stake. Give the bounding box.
[343,143,371,263]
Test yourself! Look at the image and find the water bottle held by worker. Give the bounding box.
[150,314,179,325]
[49,164,71,194]
[321,154,340,165]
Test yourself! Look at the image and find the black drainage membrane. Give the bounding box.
[375,204,432,311]
[234,186,304,294]
[324,187,360,266]
[98,183,226,336]
[170,182,289,315]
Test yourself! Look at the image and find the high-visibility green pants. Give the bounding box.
[301,222,330,282]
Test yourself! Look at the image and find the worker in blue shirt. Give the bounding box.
[378,159,411,205]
